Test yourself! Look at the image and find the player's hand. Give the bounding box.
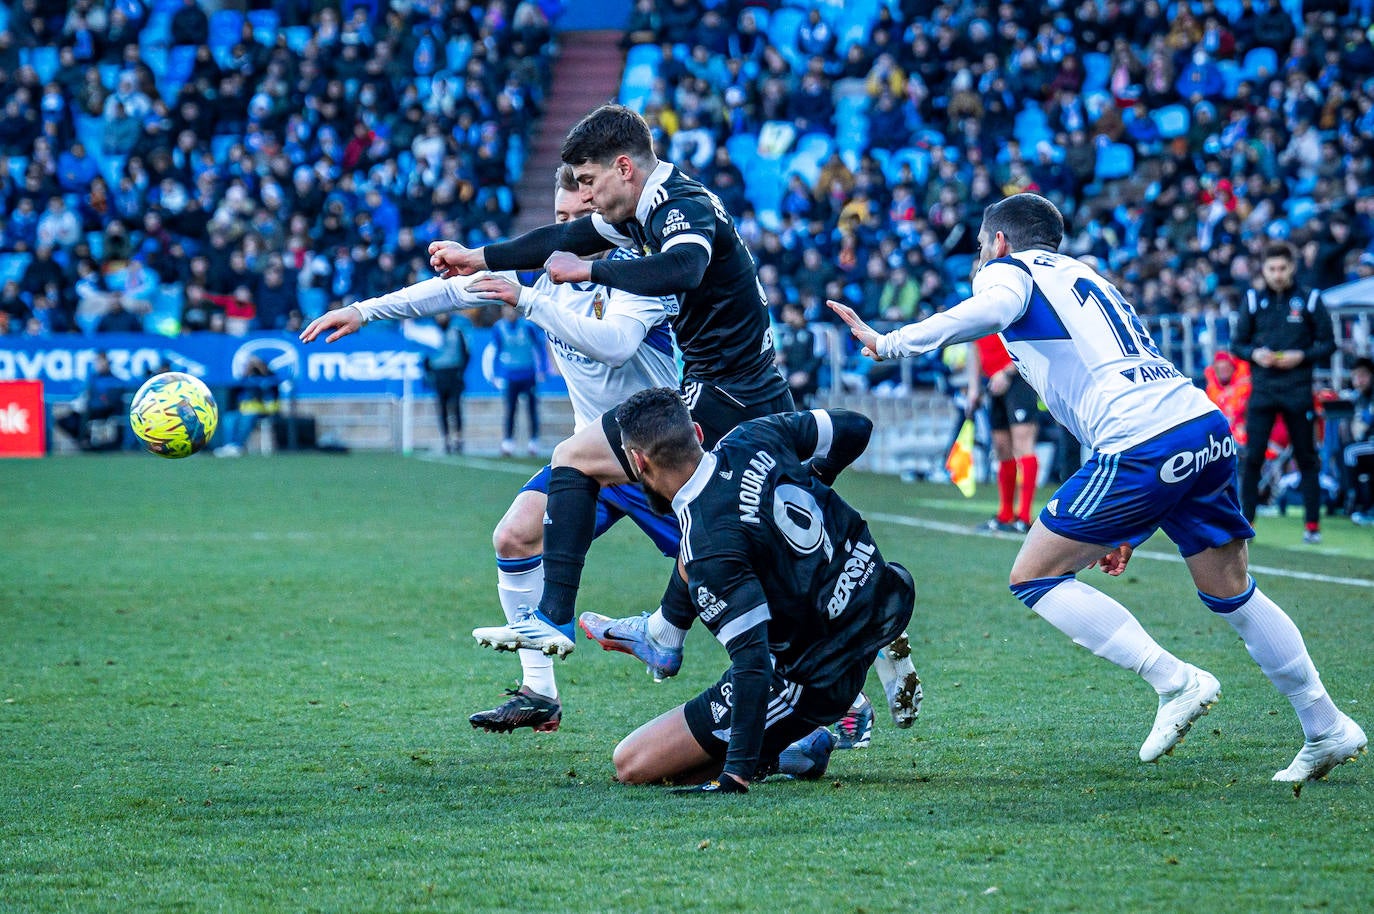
[826,300,883,361]
[671,774,749,796]
[1096,542,1133,577]
[299,306,363,344]
[1251,347,1276,368]
[428,240,486,278]
[466,274,521,307]
[1275,349,1304,369]
[988,369,1012,396]
[544,251,591,284]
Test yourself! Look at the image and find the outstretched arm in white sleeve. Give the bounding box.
[299,274,505,344]
[467,274,652,368]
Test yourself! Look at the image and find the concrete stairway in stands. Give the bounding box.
[511,30,625,234]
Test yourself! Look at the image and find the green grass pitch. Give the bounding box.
[2,453,1371,913]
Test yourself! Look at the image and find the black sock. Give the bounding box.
[538,466,600,626]
[659,569,695,629]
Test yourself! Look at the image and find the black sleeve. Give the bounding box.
[659,569,696,630]
[1306,294,1336,365]
[590,244,709,297]
[807,409,874,486]
[1230,291,1256,361]
[484,216,612,270]
[720,616,772,783]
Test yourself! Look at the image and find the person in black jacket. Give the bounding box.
[1231,241,1336,543]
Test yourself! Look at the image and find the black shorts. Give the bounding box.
[681,562,915,766]
[602,382,796,479]
[988,374,1040,431]
[682,659,868,768]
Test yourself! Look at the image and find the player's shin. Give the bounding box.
[1011,576,1187,692]
[538,467,600,630]
[1201,579,1340,739]
[496,555,557,697]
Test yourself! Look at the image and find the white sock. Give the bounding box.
[1217,586,1339,739]
[646,608,688,649]
[497,560,556,699]
[1032,580,1188,693]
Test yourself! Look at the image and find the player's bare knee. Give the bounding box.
[492,517,541,559]
[612,740,650,784]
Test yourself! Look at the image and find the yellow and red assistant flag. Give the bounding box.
[945,418,976,497]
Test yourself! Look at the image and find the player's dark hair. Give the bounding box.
[1262,241,1297,263]
[981,193,1064,252]
[616,387,699,469]
[555,164,578,192]
[561,104,655,168]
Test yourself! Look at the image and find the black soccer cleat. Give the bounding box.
[469,686,562,733]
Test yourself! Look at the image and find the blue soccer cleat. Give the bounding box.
[775,727,837,780]
[578,611,683,681]
[833,692,875,750]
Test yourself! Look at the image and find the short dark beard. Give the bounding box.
[639,481,675,516]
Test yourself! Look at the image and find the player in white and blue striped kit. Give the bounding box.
[831,193,1365,784]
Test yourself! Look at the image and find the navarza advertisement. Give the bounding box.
[0,332,569,400]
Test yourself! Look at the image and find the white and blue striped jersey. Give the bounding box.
[878,250,1214,453]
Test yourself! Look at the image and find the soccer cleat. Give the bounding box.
[577,611,683,681]
[1272,715,1367,783]
[833,692,874,750]
[874,631,923,728]
[980,518,1027,534]
[473,607,575,659]
[775,727,837,780]
[1302,529,1322,545]
[1139,665,1221,762]
[468,686,562,733]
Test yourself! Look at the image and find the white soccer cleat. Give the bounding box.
[1272,715,1367,783]
[874,630,922,729]
[473,607,575,659]
[1139,665,1221,762]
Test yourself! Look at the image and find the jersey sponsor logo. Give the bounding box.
[760,325,774,355]
[710,701,728,723]
[773,483,833,559]
[1159,432,1236,484]
[826,539,877,619]
[696,585,728,621]
[737,450,779,525]
[592,291,605,320]
[1120,362,1184,383]
[718,469,733,480]
[662,208,689,237]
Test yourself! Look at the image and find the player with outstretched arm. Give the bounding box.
[830,193,1364,785]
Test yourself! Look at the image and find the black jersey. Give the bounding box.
[593,162,787,403]
[673,410,909,690]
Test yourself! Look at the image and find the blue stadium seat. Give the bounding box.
[73,114,105,155]
[1285,196,1316,225]
[1095,142,1135,181]
[167,45,198,83]
[1151,104,1190,138]
[624,44,661,72]
[211,135,238,162]
[300,287,328,320]
[141,12,172,49]
[725,133,758,171]
[99,63,121,91]
[97,153,126,188]
[209,9,245,53]
[1217,60,1243,98]
[247,9,280,45]
[446,36,472,72]
[0,2,8,33]
[8,156,27,179]
[794,132,834,161]
[1242,47,1278,82]
[767,7,806,66]
[86,231,105,261]
[0,253,32,286]
[619,61,658,109]
[743,156,783,214]
[31,46,59,85]
[889,147,930,185]
[283,26,313,54]
[1083,52,1111,94]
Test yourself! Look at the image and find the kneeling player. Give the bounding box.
[601,389,919,793]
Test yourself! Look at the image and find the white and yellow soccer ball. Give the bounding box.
[128,371,219,458]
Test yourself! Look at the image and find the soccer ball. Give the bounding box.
[129,372,219,458]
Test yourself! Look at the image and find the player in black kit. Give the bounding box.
[603,388,917,794]
[430,104,793,661]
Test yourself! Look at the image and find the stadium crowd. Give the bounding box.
[0,0,560,336]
